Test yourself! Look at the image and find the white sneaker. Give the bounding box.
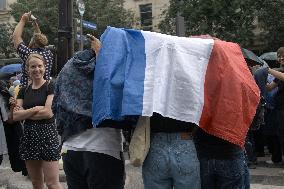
[265,160,281,164]
[265,160,274,164]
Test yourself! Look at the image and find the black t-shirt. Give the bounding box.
[194,129,242,159]
[17,81,54,122]
[274,74,284,110]
[150,113,196,133]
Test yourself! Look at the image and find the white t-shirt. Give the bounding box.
[62,127,123,160]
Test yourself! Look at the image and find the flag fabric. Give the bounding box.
[92,26,260,147]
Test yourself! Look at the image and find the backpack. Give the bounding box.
[250,96,266,131]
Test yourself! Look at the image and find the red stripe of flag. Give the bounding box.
[200,39,260,147]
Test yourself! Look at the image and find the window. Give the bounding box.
[139,3,152,31]
[0,0,7,10]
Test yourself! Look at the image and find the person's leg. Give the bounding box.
[0,154,3,165]
[62,151,88,189]
[270,136,282,163]
[215,153,246,189]
[253,128,265,157]
[243,162,250,189]
[171,135,200,189]
[245,131,257,163]
[266,135,274,154]
[42,161,63,189]
[25,160,44,189]
[199,158,216,189]
[142,133,172,189]
[84,152,125,189]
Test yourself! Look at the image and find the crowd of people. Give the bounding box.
[0,11,284,189]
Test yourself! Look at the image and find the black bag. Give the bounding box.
[250,96,266,130]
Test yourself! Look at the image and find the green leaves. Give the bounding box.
[0,24,15,58]
[83,0,135,36]
[9,0,134,51]
[255,0,284,51]
[160,0,284,52]
[10,0,58,46]
[159,0,261,48]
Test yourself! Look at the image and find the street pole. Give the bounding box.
[176,0,185,37]
[77,0,85,51]
[80,15,83,51]
[57,0,74,75]
[67,0,74,56]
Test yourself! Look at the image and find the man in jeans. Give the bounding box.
[142,113,200,189]
[194,128,249,189]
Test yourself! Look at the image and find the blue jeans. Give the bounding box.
[199,152,247,189]
[142,133,200,189]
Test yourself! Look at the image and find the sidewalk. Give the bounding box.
[1,154,284,189]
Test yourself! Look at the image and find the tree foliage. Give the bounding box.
[0,23,16,58]
[10,0,58,46]
[83,0,135,36]
[9,0,134,50]
[255,0,284,51]
[159,0,272,49]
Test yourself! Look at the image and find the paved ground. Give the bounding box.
[1,154,284,189]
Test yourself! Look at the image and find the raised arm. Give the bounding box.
[12,12,31,49]
[268,68,284,82]
[32,20,41,34]
[90,35,101,56]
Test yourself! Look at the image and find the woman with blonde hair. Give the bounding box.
[13,53,62,189]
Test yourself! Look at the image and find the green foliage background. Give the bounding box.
[0,23,15,58]
[9,0,135,50]
[159,0,284,52]
[1,0,283,58]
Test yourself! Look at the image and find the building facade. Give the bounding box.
[0,0,16,23]
[124,0,169,31]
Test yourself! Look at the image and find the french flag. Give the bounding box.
[92,26,260,147]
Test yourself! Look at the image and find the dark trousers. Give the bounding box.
[4,122,27,175]
[245,131,257,163]
[0,154,3,165]
[62,150,125,189]
[199,152,248,189]
[252,128,265,156]
[266,135,283,163]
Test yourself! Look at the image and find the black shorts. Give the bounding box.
[20,122,61,161]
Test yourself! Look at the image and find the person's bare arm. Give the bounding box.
[13,99,42,121]
[268,68,284,81]
[32,21,41,34]
[12,12,31,49]
[29,95,54,120]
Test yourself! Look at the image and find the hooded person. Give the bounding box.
[52,35,127,189]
